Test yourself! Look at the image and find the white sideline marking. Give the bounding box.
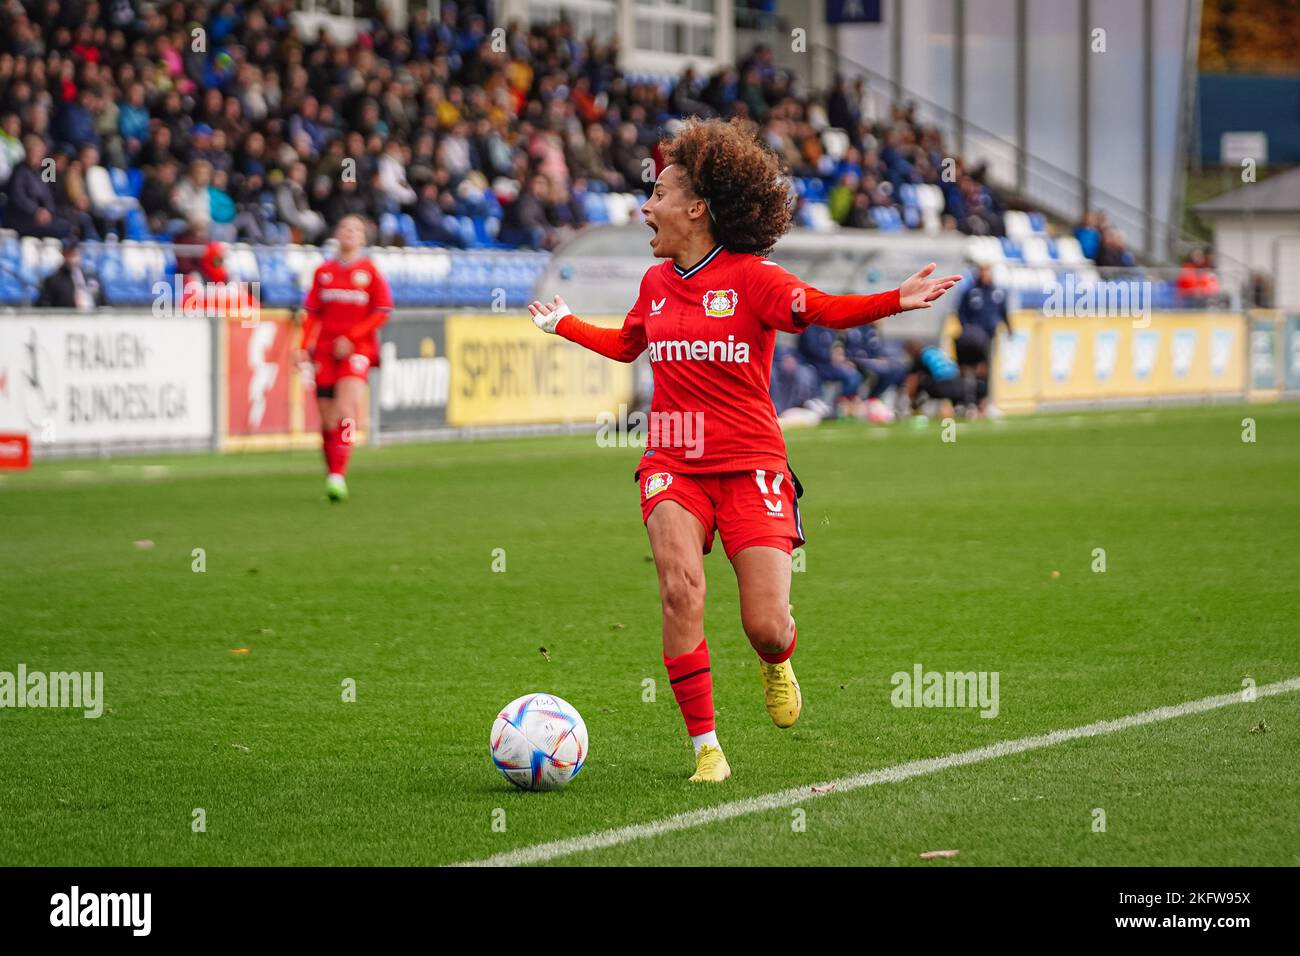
[457,677,1300,867]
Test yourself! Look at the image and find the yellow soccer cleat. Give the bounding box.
[688,744,732,783]
[759,658,802,728]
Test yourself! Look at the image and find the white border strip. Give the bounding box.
[456,677,1300,867]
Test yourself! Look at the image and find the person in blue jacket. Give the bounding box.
[955,263,1011,411]
[903,339,972,417]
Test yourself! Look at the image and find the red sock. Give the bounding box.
[321,429,337,474]
[323,425,352,477]
[664,637,715,736]
[757,626,796,665]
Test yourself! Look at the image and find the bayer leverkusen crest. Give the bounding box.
[702,289,738,318]
[644,472,673,499]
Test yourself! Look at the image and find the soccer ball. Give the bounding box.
[490,693,588,791]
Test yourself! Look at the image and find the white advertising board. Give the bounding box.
[0,315,212,445]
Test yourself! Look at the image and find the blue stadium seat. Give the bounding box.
[999,237,1025,261]
[407,253,438,303]
[470,216,500,248]
[869,206,904,231]
[0,272,25,304]
[0,234,27,304]
[253,247,301,308]
[124,208,151,240]
[119,243,167,303]
[398,213,420,247]
[455,216,476,248]
[77,242,105,276]
[1152,282,1177,309]
[109,167,131,197]
[582,191,611,224]
[447,252,473,304]
[482,256,504,304]
[430,255,453,308]
[222,246,258,284]
[389,256,413,306]
[1018,288,1051,309]
[96,246,132,303]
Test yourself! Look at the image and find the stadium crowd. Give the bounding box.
[0,0,1020,253]
[1,0,1136,424]
[771,261,1011,425]
[1072,209,1136,270]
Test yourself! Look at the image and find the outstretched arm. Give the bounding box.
[802,287,902,329]
[757,260,963,333]
[528,294,646,363]
[803,263,962,329]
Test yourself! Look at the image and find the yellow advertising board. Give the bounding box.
[988,319,1039,414]
[444,314,633,427]
[1244,309,1300,401]
[988,311,1246,413]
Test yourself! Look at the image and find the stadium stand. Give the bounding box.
[0,0,1139,308]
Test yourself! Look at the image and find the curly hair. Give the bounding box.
[659,117,794,257]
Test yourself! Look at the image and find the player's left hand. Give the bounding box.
[333,336,355,359]
[899,263,963,311]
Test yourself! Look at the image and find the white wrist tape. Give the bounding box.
[537,301,571,334]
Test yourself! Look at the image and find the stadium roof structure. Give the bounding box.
[1193,167,1300,215]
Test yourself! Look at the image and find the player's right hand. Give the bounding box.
[293,349,312,368]
[528,294,571,334]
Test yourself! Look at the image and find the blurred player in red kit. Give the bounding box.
[296,215,392,501]
[528,118,960,782]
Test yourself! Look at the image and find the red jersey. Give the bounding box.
[556,246,900,475]
[301,256,393,362]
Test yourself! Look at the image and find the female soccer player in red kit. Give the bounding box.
[528,118,960,782]
[297,215,392,501]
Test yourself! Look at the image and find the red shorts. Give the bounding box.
[314,350,373,395]
[637,467,805,560]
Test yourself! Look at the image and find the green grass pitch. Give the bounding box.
[1,402,1297,866]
